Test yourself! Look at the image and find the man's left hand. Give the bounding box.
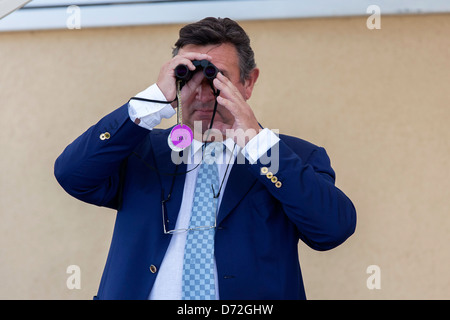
[213,72,260,147]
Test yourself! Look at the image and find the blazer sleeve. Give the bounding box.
[248,138,357,251]
[54,103,150,209]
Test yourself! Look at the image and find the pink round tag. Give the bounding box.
[168,124,193,151]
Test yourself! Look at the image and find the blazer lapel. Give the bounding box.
[149,128,187,229]
[217,158,257,226]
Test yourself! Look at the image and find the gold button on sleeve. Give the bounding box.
[266,172,273,179]
[275,181,282,188]
[261,167,269,174]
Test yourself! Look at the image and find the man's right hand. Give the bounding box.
[156,52,212,108]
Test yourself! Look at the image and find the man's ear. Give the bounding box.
[243,68,259,100]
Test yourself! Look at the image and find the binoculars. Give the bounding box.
[175,59,219,82]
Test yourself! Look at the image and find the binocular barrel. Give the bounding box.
[175,60,219,82]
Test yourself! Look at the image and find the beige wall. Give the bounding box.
[0,14,449,299]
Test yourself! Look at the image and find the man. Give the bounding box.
[54,17,356,300]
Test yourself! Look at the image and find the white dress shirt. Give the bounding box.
[128,83,279,299]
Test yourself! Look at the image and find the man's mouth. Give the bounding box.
[194,109,215,117]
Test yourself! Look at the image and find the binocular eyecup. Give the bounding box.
[175,60,219,82]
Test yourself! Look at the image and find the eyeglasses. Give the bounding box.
[161,184,219,234]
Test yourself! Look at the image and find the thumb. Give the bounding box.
[182,71,204,96]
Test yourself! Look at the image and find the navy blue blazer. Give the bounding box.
[54,103,356,300]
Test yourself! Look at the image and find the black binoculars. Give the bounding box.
[175,60,219,82]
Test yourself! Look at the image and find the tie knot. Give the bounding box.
[203,142,224,164]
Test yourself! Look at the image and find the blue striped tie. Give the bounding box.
[182,142,222,300]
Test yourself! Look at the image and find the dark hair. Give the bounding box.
[172,17,256,83]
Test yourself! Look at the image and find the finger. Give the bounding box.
[178,52,212,61]
[187,70,205,87]
[182,71,204,95]
[174,53,212,70]
[216,95,238,116]
[213,76,232,98]
[213,75,244,103]
[215,72,237,93]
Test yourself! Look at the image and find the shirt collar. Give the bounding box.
[190,138,239,158]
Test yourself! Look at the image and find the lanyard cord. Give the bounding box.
[176,80,183,126]
[128,95,177,105]
[212,142,236,199]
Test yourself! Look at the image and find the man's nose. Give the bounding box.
[195,79,216,103]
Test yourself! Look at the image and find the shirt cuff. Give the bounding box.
[242,128,280,164]
[128,83,176,130]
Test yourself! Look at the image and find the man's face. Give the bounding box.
[177,43,253,140]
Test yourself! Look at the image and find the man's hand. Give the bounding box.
[213,72,261,147]
[156,52,212,108]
